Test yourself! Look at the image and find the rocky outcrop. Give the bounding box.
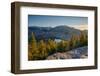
[46,46,88,60]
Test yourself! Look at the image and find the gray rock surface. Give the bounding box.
[46,46,88,60]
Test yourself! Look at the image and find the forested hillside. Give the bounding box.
[28,26,88,60]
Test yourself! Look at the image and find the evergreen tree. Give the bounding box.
[69,35,75,49]
[28,32,39,60]
[79,31,87,46]
[38,40,48,59]
[75,36,80,47]
[64,40,70,51]
[57,40,66,52]
[48,39,57,54]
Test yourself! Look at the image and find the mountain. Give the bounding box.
[49,25,81,40]
[28,25,86,41]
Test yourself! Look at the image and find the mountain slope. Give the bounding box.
[28,25,86,41]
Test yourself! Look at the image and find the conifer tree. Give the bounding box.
[79,31,87,46]
[64,40,70,51]
[48,39,57,54]
[57,40,66,52]
[38,40,48,59]
[28,32,39,60]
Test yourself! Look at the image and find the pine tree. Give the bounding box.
[69,34,80,50]
[48,39,57,54]
[57,40,65,52]
[64,40,70,51]
[46,43,51,54]
[79,31,87,46]
[28,32,39,60]
[75,36,80,47]
[38,40,48,59]
[69,35,74,49]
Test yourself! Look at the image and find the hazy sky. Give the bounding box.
[28,15,88,30]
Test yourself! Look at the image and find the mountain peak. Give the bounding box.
[28,25,83,41]
[55,25,69,28]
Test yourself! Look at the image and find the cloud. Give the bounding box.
[67,25,88,30]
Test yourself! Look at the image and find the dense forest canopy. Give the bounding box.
[28,31,88,60]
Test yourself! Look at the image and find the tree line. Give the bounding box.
[28,32,87,60]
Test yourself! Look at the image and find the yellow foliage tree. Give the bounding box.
[28,31,88,60]
[28,32,39,60]
[38,40,48,59]
[48,39,57,54]
[79,31,88,46]
[64,40,70,51]
[69,34,79,49]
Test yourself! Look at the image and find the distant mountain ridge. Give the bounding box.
[28,25,87,41]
